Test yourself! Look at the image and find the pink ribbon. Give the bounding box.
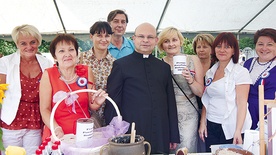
[53,91,79,114]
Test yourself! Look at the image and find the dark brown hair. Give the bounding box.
[212,32,239,63]
[90,21,113,35]
[107,9,128,23]
[49,34,79,59]
[254,28,276,44]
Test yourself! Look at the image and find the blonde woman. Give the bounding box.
[0,24,53,155]
[192,34,215,152]
[157,27,204,153]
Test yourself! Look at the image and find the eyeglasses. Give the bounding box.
[134,35,156,41]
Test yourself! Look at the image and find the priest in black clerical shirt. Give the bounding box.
[104,22,180,154]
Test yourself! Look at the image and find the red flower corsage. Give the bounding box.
[75,64,88,87]
[75,64,86,77]
[75,64,95,87]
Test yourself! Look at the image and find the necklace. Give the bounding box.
[249,56,276,84]
[249,56,276,73]
[256,57,272,66]
[58,67,77,83]
[60,74,77,83]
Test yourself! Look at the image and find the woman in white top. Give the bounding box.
[198,32,252,152]
[0,24,53,155]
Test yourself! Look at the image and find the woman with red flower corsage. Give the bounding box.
[39,34,108,140]
[79,21,116,127]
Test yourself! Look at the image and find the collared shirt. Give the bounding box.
[79,49,115,126]
[0,50,53,125]
[108,36,134,59]
[79,49,115,90]
[105,51,180,153]
[202,59,252,139]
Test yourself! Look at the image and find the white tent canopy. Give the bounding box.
[1,0,276,35]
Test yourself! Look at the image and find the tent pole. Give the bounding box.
[53,0,67,33]
[237,0,274,36]
[156,0,171,31]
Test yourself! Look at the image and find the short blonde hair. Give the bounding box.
[157,27,184,52]
[11,24,42,46]
[192,34,215,53]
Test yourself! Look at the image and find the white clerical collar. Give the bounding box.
[143,54,149,58]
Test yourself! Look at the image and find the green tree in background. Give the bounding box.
[0,39,16,55]
[76,38,92,52]
[38,40,51,53]
[239,37,255,49]
[0,36,255,57]
[183,37,195,55]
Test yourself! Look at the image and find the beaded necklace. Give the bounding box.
[249,56,276,84]
[58,67,77,83]
[60,74,77,83]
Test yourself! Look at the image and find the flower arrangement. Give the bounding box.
[0,83,9,150]
[0,84,8,106]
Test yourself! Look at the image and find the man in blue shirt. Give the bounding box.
[107,9,134,59]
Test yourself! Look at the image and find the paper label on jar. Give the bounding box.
[173,55,186,74]
[76,118,94,142]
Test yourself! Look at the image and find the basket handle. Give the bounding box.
[50,89,121,141]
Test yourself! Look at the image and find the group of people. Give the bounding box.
[0,8,276,155]
[0,9,132,155]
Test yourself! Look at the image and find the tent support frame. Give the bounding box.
[53,0,67,33]
[237,0,274,40]
[156,0,171,31]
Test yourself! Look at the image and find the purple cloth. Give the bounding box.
[60,116,130,155]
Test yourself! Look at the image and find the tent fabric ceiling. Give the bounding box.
[1,0,275,35]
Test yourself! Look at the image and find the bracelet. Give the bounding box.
[54,126,62,131]
[188,77,195,85]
